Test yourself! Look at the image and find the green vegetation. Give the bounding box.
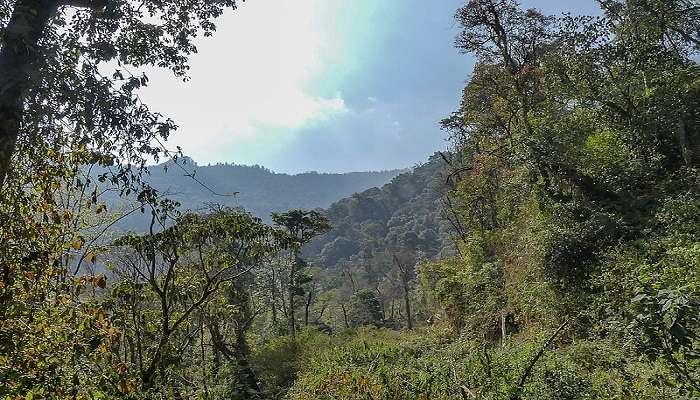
[307,153,453,268]
[284,327,670,400]
[1,0,700,399]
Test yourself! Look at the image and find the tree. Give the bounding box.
[0,125,170,397]
[392,252,415,330]
[271,210,330,340]
[0,0,241,187]
[112,207,278,392]
[0,3,246,395]
[346,288,383,328]
[439,0,700,389]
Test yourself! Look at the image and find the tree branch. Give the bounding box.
[509,319,570,400]
[59,0,108,10]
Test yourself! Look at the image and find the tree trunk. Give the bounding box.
[209,321,261,394]
[376,287,385,320]
[233,324,261,394]
[126,334,136,365]
[287,251,303,340]
[340,303,349,329]
[211,335,221,378]
[270,267,278,326]
[142,291,171,389]
[288,269,296,340]
[288,289,296,338]
[142,333,170,389]
[501,313,507,348]
[315,302,327,323]
[345,269,357,293]
[304,289,313,326]
[0,0,57,187]
[679,113,693,166]
[393,254,413,330]
[199,322,210,400]
[403,283,413,330]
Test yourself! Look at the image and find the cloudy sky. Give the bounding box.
[140,0,600,173]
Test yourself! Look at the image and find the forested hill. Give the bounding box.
[306,153,455,269]
[109,158,404,230]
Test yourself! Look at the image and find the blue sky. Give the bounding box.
[140,0,600,173]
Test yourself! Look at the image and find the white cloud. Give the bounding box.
[136,0,346,162]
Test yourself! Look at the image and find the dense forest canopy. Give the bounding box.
[1,0,700,399]
[306,153,452,267]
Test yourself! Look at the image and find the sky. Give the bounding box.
[139,0,600,173]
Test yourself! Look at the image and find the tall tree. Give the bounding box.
[392,252,415,330]
[113,207,278,392]
[271,210,330,340]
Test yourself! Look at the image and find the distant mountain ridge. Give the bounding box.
[110,158,406,231]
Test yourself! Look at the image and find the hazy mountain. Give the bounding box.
[109,157,406,231]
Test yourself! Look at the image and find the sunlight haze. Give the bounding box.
[140,0,599,173]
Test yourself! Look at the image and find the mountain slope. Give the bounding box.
[306,153,455,269]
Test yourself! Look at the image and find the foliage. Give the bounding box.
[0,130,149,398]
[286,327,672,400]
[346,289,384,328]
[0,0,245,397]
[110,206,279,394]
[300,155,454,332]
[250,327,337,397]
[426,0,700,397]
[308,154,452,269]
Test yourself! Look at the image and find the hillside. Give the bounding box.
[307,153,454,269]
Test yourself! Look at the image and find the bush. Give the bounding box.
[250,328,335,396]
[286,327,675,400]
[347,289,384,328]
